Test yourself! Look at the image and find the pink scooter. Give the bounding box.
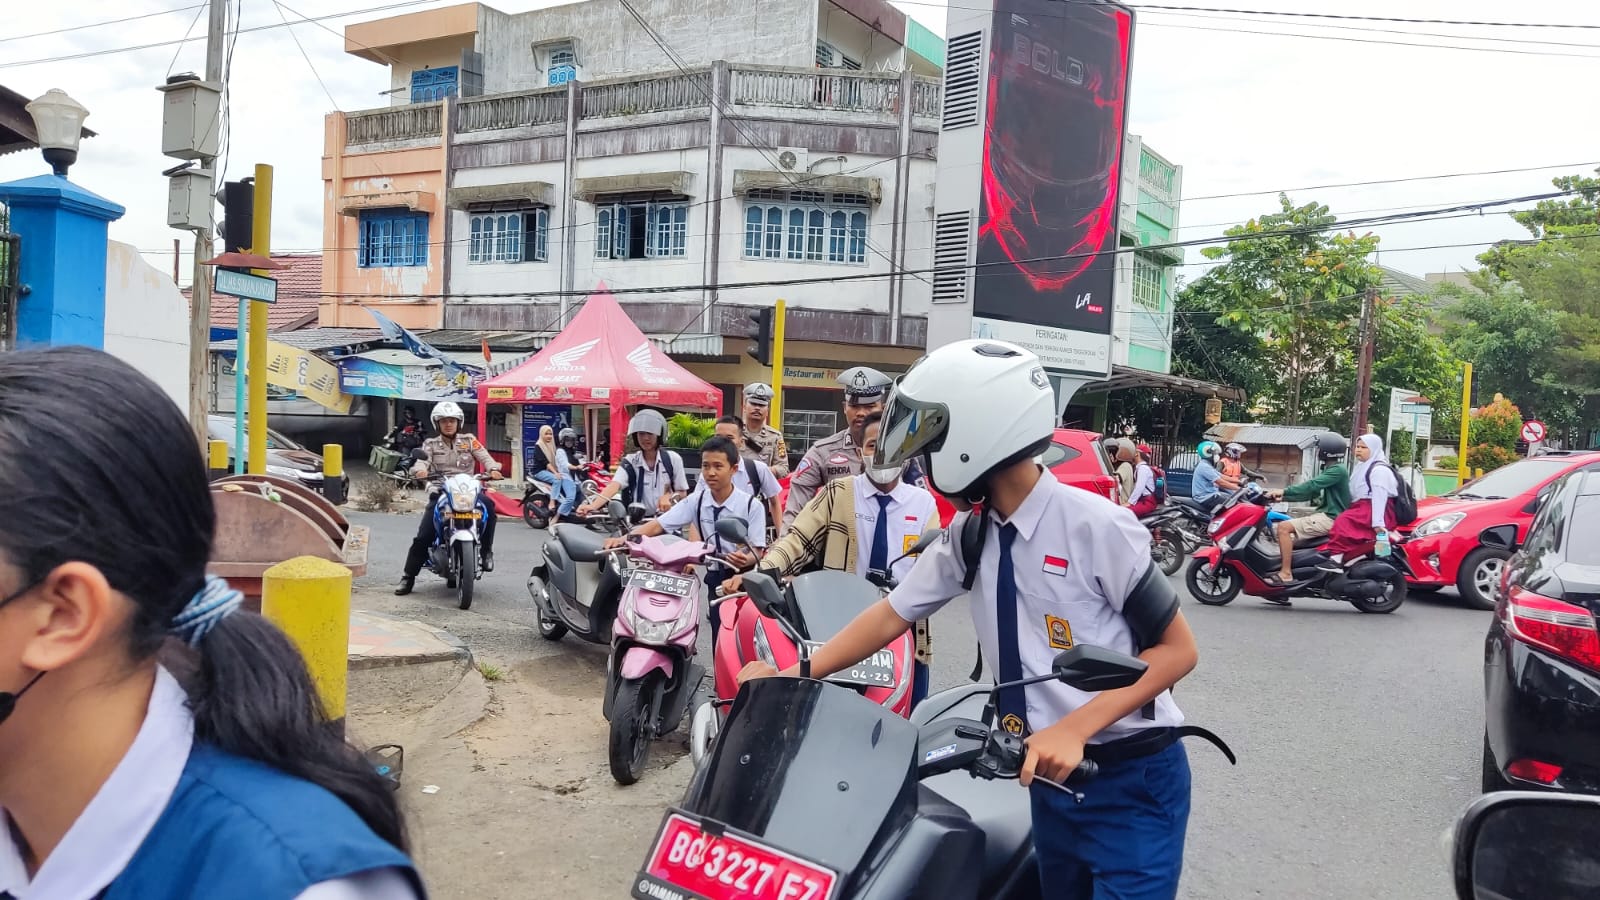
[602,530,740,785]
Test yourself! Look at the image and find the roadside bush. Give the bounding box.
[667,413,716,448]
[1467,444,1519,472]
[1390,430,1416,467]
[355,476,397,511]
[1436,454,1460,470]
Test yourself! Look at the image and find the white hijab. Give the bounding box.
[1350,433,1394,499]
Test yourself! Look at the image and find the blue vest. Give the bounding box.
[104,744,422,900]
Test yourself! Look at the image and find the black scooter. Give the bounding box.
[526,499,643,642]
[632,572,1181,900]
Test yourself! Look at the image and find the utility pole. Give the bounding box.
[185,0,228,445]
[1352,287,1379,438]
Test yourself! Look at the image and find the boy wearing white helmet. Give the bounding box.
[579,408,688,516]
[741,340,1220,899]
[396,401,502,595]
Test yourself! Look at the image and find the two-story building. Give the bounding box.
[322,0,945,450]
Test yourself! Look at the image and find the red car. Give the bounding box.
[1402,450,1600,609]
[775,428,1120,528]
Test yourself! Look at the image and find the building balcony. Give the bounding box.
[341,63,942,151]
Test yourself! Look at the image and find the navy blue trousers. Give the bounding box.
[912,660,930,709]
[1030,740,1191,900]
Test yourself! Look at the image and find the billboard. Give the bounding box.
[970,0,1134,377]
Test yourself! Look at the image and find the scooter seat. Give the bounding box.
[1290,547,1330,567]
[554,523,610,563]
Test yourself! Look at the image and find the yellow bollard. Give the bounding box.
[321,443,346,505]
[208,440,230,480]
[262,556,351,731]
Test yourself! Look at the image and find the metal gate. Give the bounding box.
[0,202,18,352]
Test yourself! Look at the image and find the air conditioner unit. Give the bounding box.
[774,148,808,172]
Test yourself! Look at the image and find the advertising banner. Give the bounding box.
[338,356,480,402]
[262,341,353,413]
[973,0,1134,378]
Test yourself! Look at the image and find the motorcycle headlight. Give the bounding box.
[1207,520,1223,535]
[1412,512,1465,538]
[752,620,776,667]
[624,602,682,645]
[447,486,477,512]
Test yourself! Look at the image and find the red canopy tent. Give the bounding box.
[476,288,721,464]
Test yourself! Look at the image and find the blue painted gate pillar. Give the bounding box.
[0,174,125,348]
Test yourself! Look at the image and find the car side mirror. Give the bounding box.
[714,515,750,546]
[1480,524,1519,552]
[1051,645,1148,692]
[1454,792,1600,899]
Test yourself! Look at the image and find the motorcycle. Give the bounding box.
[521,453,612,529]
[687,524,940,767]
[526,499,644,643]
[1139,506,1190,576]
[602,525,743,785]
[422,470,493,611]
[1184,482,1412,613]
[635,572,1163,900]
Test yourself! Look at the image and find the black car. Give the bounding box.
[1483,462,1600,793]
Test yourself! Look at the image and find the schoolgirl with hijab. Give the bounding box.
[0,347,421,899]
[1320,433,1398,562]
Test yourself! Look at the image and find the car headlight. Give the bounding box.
[1412,512,1465,538]
[752,620,776,667]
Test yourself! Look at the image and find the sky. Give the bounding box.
[3,0,1599,288]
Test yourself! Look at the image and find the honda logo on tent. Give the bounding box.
[528,338,600,384]
[626,340,681,386]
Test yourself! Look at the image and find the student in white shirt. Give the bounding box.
[714,416,782,537]
[0,347,418,900]
[579,409,688,517]
[741,340,1218,900]
[606,437,767,631]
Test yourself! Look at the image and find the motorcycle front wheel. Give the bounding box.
[1185,558,1241,606]
[455,543,475,610]
[1151,535,1183,576]
[609,673,661,785]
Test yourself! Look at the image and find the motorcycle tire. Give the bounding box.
[1349,570,1406,614]
[1151,535,1183,577]
[609,673,661,785]
[456,544,475,611]
[522,498,551,530]
[1185,558,1241,606]
[530,579,568,641]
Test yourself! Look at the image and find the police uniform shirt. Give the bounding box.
[742,424,790,477]
[419,433,496,477]
[852,474,938,585]
[782,431,864,528]
[887,468,1184,741]
[657,484,769,552]
[612,449,688,510]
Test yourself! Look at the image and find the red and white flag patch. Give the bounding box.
[1042,555,1069,577]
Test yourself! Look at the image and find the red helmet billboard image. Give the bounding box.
[975,0,1133,352]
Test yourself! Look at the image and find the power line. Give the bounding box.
[273,0,341,111]
[0,2,205,45]
[1107,2,1600,31]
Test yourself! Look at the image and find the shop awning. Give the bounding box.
[1078,366,1245,402]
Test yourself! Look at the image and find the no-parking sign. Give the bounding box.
[1521,420,1547,443]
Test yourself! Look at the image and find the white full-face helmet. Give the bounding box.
[874,340,1054,500]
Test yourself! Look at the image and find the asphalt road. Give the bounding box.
[351,509,1487,900]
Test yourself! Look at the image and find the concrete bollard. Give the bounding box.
[262,555,351,735]
[322,443,346,505]
[208,440,230,481]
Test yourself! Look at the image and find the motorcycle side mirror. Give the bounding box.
[1454,792,1600,899]
[901,528,944,559]
[1051,645,1148,692]
[714,515,750,546]
[627,503,649,524]
[607,499,627,521]
[1479,524,1518,552]
[739,571,787,621]
[410,448,428,461]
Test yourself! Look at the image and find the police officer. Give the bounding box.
[739,383,789,478]
[742,339,1219,899]
[396,401,502,595]
[780,365,893,531]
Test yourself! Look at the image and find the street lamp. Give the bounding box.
[24,89,89,178]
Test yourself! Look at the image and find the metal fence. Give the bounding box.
[0,203,18,352]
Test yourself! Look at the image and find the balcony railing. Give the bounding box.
[582,70,711,118]
[343,66,942,149]
[456,87,566,133]
[344,102,442,145]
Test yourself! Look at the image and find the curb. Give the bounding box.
[349,610,473,671]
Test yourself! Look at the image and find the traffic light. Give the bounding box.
[219,178,254,272]
[747,306,774,367]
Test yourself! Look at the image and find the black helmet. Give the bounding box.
[1314,432,1347,458]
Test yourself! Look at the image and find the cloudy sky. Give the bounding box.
[3,0,1598,286]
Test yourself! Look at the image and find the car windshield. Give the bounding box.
[208,420,303,453]
[1448,458,1571,500]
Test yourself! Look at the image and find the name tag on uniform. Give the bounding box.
[1042,555,1069,577]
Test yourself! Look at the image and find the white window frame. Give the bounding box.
[595,200,688,260]
[742,189,869,265]
[468,208,549,264]
[1132,255,1163,310]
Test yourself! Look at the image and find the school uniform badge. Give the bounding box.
[1045,615,1073,650]
[1000,714,1027,736]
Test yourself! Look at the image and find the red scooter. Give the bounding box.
[688,524,942,767]
[1184,483,1411,614]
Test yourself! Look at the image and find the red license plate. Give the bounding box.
[633,811,838,900]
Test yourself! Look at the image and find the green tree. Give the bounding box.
[1180,195,1381,425]
[1440,280,1577,432]
[1478,169,1600,278]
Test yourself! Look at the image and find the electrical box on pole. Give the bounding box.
[155,74,223,161]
